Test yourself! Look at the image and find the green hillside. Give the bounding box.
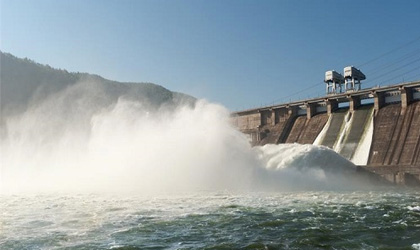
[0,52,195,118]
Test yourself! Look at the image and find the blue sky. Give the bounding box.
[1,0,420,110]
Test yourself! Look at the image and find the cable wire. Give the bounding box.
[356,35,420,68]
[257,35,420,109]
[365,57,420,87]
[380,65,420,85]
[365,47,420,76]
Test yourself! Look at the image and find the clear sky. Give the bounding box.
[1,0,420,110]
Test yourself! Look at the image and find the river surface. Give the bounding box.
[1,190,420,249]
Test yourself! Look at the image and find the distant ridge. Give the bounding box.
[0,51,195,118]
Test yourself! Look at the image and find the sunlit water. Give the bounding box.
[1,191,420,249]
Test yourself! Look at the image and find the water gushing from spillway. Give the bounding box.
[351,109,374,165]
[334,111,352,153]
[0,81,372,194]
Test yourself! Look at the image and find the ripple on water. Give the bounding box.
[1,191,420,249]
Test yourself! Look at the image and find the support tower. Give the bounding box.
[324,70,344,95]
[344,66,366,92]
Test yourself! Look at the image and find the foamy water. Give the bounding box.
[1,191,419,249]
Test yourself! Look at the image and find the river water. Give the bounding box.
[1,190,420,249]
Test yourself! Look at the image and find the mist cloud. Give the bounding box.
[0,80,370,194]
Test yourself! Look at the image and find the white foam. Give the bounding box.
[334,111,352,153]
[351,108,374,165]
[313,113,331,146]
[254,143,354,172]
[408,206,420,212]
[1,81,365,194]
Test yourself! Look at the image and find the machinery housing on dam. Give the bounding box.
[232,67,420,186]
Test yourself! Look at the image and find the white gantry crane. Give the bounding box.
[324,66,366,95]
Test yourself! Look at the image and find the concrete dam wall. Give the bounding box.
[231,81,420,185]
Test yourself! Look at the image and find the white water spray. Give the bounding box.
[351,109,374,165]
[0,81,369,194]
[335,111,352,153]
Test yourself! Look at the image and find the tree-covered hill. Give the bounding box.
[0,52,195,119]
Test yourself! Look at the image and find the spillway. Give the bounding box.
[339,105,374,160]
[231,81,420,185]
[285,114,329,144]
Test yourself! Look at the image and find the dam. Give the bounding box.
[231,69,420,186]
